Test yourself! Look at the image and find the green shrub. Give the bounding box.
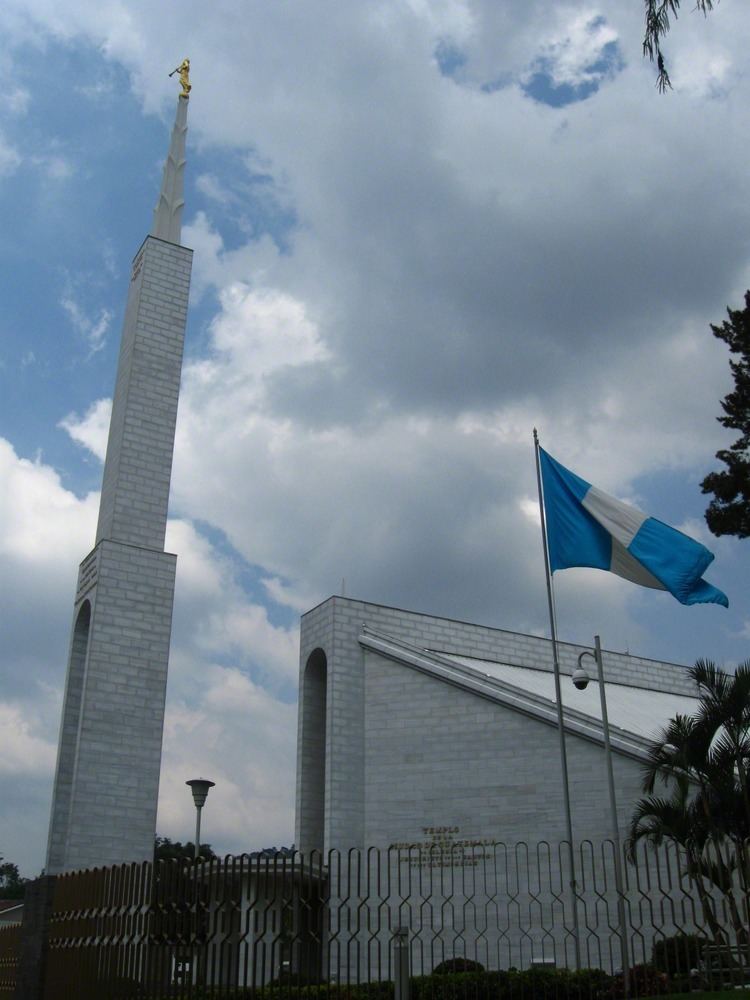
[268,971,328,988]
[432,959,486,975]
[651,933,706,975]
[607,963,669,998]
[167,966,618,1000]
[560,968,614,1000]
[413,970,502,1000]
[413,967,613,1000]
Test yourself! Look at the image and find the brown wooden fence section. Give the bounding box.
[0,922,21,995]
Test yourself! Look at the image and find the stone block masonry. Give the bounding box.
[362,648,643,849]
[97,237,192,551]
[296,597,702,980]
[296,596,696,854]
[46,234,192,874]
[46,542,177,873]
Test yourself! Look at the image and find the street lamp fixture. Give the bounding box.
[186,778,215,861]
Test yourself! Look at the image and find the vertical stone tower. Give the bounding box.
[46,86,193,874]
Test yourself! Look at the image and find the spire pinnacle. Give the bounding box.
[151,78,189,244]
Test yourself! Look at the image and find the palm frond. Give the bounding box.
[643,0,716,92]
[641,713,712,792]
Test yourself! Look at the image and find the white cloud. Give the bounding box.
[59,398,111,461]
[403,0,474,41]
[33,153,74,180]
[158,668,296,851]
[519,497,540,524]
[0,704,56,776]
[676,48,731,98]
[182,211,285,302]
[165,519,300,690]
[262,576,321,614]
[59,283,112,353]
[209,284,329,380]
[195,172,232,205]
[1,0,749,874]
[0,436,300,868]
[167,282,731,651]
[0,131,21,175]
[0,438,98,565]
[74,77,115,100]
[532,10,619,88]
[6,85,30,115]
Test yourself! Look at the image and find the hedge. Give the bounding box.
[178,967,616,1000]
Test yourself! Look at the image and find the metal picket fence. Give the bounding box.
[7,840,750,999]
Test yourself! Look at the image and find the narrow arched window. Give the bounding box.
[298,648,327,854]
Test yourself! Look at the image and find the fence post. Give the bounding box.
[393,925,410,1000]
[14,875,56,1000]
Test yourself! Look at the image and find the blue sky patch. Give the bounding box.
[194,148,298,255]
[189,519,299,632]
[480,75,514,95]
[523,71,599,108]
[0,36,298,495]
[523,38,623,108]
[434,40,467,80]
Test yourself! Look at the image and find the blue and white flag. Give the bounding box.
[539,448,728,607]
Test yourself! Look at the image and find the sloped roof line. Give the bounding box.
[307,593,692,675]
[441,652,700,743]
[358,625,652,762]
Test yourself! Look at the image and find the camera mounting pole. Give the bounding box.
[577,639,630,995]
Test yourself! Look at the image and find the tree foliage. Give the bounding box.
[252,845,296,859]
[628,660,750,946]
[154,836,217,864]
[643,0,716,92]
[0,858,27,900]
[153,836,295,865]
[701,291,750,539]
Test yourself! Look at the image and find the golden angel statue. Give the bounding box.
[169,58,191,96]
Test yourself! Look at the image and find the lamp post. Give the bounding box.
[186,778,215,861]
[185,778,214,987]
[574,638,630,993]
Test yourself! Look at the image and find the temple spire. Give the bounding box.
[46,63,194,873]
[152,74,189,244]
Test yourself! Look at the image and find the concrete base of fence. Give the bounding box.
[15,875,56,1000]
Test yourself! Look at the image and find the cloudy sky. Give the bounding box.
[1,0,748,877]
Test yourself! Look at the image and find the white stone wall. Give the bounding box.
[362,648,643,847]
[47,234,191,874]
[47,543,177,872]
[297,596,694,855]
[295,597,703,975]
[97,237,192,550]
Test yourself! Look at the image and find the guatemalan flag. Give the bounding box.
[539,449,728,608]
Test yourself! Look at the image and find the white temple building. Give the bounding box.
[295,596,699,856]
[291,596,707,974]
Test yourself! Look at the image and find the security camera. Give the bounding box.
[572,667,590,691]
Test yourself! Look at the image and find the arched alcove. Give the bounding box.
[71,600,91,677]
[46,599,92,870]
[298,648,327,855]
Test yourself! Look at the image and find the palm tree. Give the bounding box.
[628,661,750,949]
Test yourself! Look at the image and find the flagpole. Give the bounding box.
[533,428,581,970]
